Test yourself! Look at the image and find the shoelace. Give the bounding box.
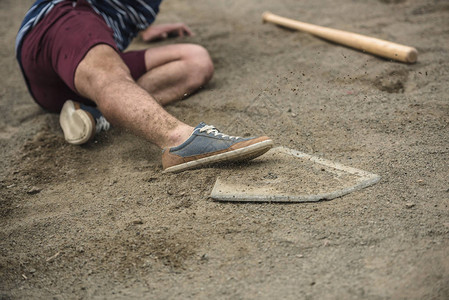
[199,125,239,139]
[95,116,110,134]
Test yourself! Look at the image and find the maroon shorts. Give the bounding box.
[20,0,147,113]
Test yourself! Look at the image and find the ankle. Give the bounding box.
[162,124,194,149]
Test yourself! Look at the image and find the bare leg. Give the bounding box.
[74,44,193,149]
[136,44,214,106]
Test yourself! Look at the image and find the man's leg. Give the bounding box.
[74,44,194,149]
[74,44,273,173]
[136,44,214,106]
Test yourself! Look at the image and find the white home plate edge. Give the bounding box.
[210,147,381,202]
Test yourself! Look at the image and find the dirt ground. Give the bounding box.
[1,0,448,299]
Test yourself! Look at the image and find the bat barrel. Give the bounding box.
[262,12,418,63]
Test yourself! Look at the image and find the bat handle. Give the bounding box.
[262,12,418,63]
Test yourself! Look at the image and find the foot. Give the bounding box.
[59,100,110,145]
[162,122,274,173]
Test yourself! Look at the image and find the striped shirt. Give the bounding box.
[85,0,161,50]
[16,0,161,60]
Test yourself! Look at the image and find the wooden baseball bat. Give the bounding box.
[262,12,418,63]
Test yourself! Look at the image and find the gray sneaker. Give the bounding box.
[162,122,274,173]
[59,100,110,145]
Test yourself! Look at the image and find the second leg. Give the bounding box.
[136,44,214,106]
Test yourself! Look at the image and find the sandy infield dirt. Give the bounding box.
[1,0,448,299]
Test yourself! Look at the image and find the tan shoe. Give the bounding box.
[60,100,95,145]
[60,100,110,145]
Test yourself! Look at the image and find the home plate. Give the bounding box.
[210,147,380,202]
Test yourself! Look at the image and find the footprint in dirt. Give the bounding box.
[373,69,409,93]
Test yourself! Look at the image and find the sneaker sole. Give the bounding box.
[163,139,274,173]
[59,100,95,145]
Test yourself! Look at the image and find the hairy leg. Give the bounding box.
[74,44,194,149]
[137,44,214,106]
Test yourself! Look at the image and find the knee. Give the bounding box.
[184,44,214,88]
[75,45,134,100]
